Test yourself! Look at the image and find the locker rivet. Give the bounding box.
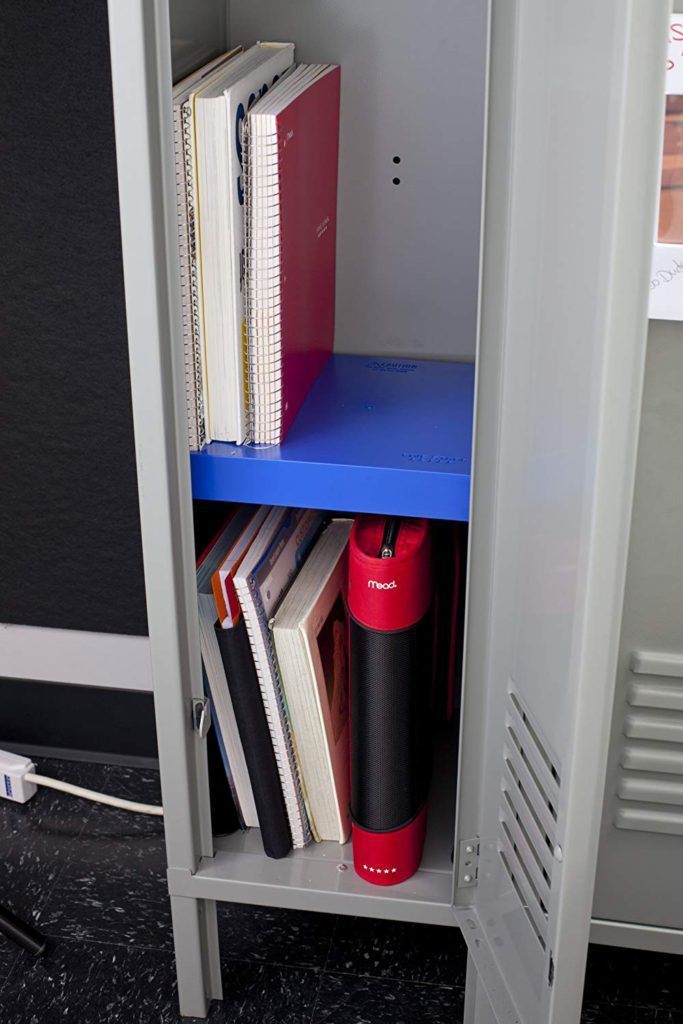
[465,845,474,854]
[337,864,348,872]
[463,874,473,883]
[553,845,563,863]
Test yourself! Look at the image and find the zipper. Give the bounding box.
[379,517,400,558]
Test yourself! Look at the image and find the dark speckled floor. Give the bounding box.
[0,759,680,1023]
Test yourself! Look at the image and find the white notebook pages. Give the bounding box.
[272,520,353,843]
[194,42,295,443]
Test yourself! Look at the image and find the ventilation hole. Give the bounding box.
[393,155,401,164]
[507,727,558,820]
[392,177,401,185]
[502,788,550,881]
[504,758,554,850]
[500,819,547,912]
[499,849,547,950]
[499,689,561,951]
[510,690,559,777]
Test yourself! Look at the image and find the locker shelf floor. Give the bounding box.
[181,727,459,927]
[0,756,679,1023]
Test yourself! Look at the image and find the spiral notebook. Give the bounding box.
[194,42,295,443]
[215,618,291,859]
[196,509,259,828]
[233,506,326,847]
[172,47,242,451]
[209,503,292,857]
[244,64,340,445]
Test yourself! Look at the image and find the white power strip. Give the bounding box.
[0,748,163,816]
[0,750,38,803]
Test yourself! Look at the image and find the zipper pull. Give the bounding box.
[379,517,400,558]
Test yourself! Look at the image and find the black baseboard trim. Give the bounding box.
[0,742,159,770]
[0,677,158,766]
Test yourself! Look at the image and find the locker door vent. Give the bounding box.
[616,655,683,836]
[499,687,561,951]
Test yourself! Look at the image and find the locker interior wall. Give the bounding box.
[169,0,226,79]
[225,0,487,363]
[593,316,683,930]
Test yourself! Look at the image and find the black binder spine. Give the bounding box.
[215,619,291,859]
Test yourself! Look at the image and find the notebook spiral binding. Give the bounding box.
[261,606,314,844]
[244,120,286,445]
[174,102,207,451]
[236,572,312,847]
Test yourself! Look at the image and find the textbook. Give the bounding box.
[272,520,352,843]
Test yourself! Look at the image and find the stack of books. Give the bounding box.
[173,44,340,450]
[197,504,465,857]
[197,506,353,857]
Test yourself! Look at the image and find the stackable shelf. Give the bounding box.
[191,354,475,521]
[184,353,473,921]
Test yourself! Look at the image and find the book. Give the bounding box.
[172,47,243,450]
[272,519,353,843]
[233,507,326,846]
[194,43,295,443]
[197,510,259,827]
[244,64,341,445]
[215,619,291,859]
[211,504,270,628]
[207,503,291,858]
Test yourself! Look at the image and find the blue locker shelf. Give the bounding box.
[190,355,474,521]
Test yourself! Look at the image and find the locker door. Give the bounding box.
[455,2,671,1022]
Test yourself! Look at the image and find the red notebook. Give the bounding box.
[245,64,341,445]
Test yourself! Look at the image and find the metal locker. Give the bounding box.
[107,0,673,1021]
[592,319,683,951]
[590,0,683,957]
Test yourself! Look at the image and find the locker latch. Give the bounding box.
[457,838,479,888]
[191,697,212,739]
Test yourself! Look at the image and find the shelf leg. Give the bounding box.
[463,954,498,1024]
[171,895,222,1019]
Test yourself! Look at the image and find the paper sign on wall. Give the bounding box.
[650,20,683,320]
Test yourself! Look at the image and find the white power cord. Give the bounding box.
[1,749,163,816]
[25,773,164,816]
